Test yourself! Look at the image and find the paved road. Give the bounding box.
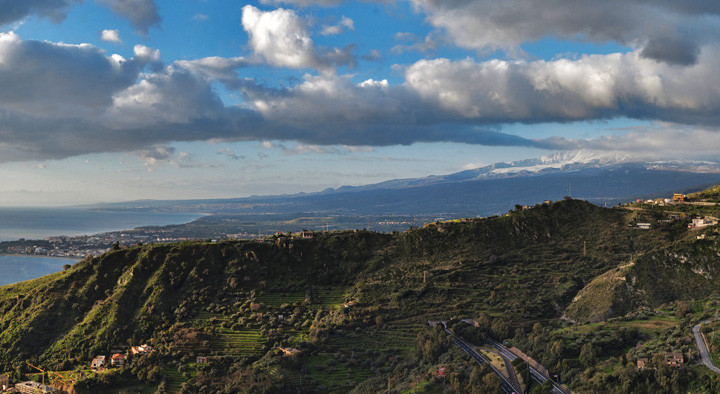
[486,338,569,394]
[487,338,517,361]
[493,348,523,393]
[693,320,720,374]
[441,325,520,393]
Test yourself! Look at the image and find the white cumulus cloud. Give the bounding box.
[242,5,320,70]
[101,29,122,43]
[241,5,354,73]
[133,44,160,62]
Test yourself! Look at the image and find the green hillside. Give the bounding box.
[2,196,720,392]
[563,262,642,323]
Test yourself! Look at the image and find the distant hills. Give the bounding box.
[92,151,720,220]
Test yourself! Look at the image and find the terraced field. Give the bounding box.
[193,311,223,321]
[304,353,376,391]
[275,368,315,391]
[329,322,421,353]
[257,287,348,309]
[210,328,267,357]
[316,287,347,308]
[258,292,306,307]
[165,367,185,393]
[552,314,681,336]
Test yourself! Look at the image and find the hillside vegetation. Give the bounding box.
[2,196,720,392]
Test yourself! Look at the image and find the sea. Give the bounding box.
[0,255,78,286]
[0,207,202,286]
[0,207,201,241]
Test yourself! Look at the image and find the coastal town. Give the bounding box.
[0,228,319,260]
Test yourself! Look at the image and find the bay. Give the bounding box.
[0,255,78,286]
[0,208,201,241]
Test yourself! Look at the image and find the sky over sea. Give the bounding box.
[2,0,720,205]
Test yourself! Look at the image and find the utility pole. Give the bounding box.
[583,241,587,256]
[423,271,427,284]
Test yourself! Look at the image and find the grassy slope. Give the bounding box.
[0,197,707,392]
[564,262,640,323]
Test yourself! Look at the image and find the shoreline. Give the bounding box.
[0,253,80,261]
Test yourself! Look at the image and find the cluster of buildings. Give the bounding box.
[274,230,315,239]
[0,345,156,393]
[633,193,688,206]
[91,344,154,371]
[636,352,684,371]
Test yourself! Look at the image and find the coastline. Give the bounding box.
[0,254,81,287]
[0,253,80,261]
[0,208,204,243]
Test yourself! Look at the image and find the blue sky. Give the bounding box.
[1,0,720,205]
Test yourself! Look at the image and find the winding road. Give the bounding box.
[692,319,720,374]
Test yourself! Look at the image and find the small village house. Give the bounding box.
[637,358,648,371]
[673,193,685,202]
[196,356,208,364]
[279,347,300,356]
[636,223,651,230]
[665,352,684,368]
[111,353,126,367]
[130,344,154,355]
[91,355,106,370]
[636,353,684,371]
[689,217,716,229]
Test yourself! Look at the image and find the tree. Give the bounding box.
[580,343,597,368]
[549,341,564,358]
[469,367,484,392]
[532,323,543,337]
[482,372,502,393]
[676,302,690,319]
[491,319,510,340]
[416,326,452,363]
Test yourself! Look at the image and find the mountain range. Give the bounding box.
[93,151,720,219]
